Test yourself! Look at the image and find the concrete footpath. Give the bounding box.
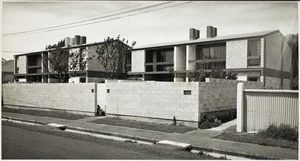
[2,112,298,160]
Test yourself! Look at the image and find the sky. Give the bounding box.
[2,1,299,60]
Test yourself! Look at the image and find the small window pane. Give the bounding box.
[146,51,153,63]
[248,59,260,66]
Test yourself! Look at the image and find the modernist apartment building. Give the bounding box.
[129,26,292,89]
[14,35,128,83]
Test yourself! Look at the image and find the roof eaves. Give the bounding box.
[133,30,278,51]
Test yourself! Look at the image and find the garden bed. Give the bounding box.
[90,117,197,133]
[2,106,88,120]
[213,125,298,150]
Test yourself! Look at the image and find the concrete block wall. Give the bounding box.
[106,81,199,122]
[265,33,282,71]
[264,76,281,89]
[226,39,248,69]
[3,83,97,115]
[199,78,263,118]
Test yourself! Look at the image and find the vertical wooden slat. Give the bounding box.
[244,90,298,132]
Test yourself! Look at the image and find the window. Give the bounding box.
[146,65,153,72]
[183,90,192,95]
[80,77,86,83]
[195,43,226,70]
[248,39,261,57]
[196,44,226,60]
[196,62,225,70]
[156,50,173,63]
[248,77,259,82]
[248,39,261,67]
[145,48,174,72]
[157,65,173,71]
[146,51,154,63]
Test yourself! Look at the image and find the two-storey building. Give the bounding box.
[129,26,292,89]
[14,35,128,83]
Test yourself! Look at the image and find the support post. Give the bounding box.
[237,83,244,132]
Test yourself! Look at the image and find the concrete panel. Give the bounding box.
[17,55,27,74]
[226,39,248,69]
[131,50,145,72]
[3,83,97,115]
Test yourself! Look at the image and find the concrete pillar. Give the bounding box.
[186,45,196,82]
[237,83,245,132]
[174,46,186,82]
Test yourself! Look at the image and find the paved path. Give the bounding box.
[2,112,298,159]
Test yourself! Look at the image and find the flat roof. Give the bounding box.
[133,30,279,50]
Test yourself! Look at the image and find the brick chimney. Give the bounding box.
[207,26,217,38]
[64,37,71,47]
[189,28,200,40]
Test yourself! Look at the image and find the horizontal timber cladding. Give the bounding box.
[3,83,97,115]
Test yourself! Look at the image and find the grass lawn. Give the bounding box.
[90,117,197,133]
[212,125,298,150]
[2,107,88,120]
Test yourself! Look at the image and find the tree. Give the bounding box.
[286,34,298,90]
[44,40,86,83]
[95,35,136,79]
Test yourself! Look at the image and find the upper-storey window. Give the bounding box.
[248,39,261,67]
[146,51,154,63]
[156,50,173,63]
[248,39,261,57]
[145,48,174,72]
[196,43,226,60]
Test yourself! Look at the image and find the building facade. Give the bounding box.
[14,35,127,83]
[2,59,14,83]
[129,26,292,89]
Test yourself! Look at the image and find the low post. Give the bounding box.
[236,83,244,132]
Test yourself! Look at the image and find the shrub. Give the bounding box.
[259,124,298,141]
[199,110,236,129]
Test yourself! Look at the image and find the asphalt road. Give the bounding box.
[2,123,215,159]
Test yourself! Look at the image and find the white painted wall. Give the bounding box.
[97,83,107,112]
[131,50,145,72]
[174,46,186,71]
[17,55,27,74]
[69,77,80,83]
[237,75,247,81]
[226,39,248,69]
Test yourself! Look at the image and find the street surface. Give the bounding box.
[2,122,215,159]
